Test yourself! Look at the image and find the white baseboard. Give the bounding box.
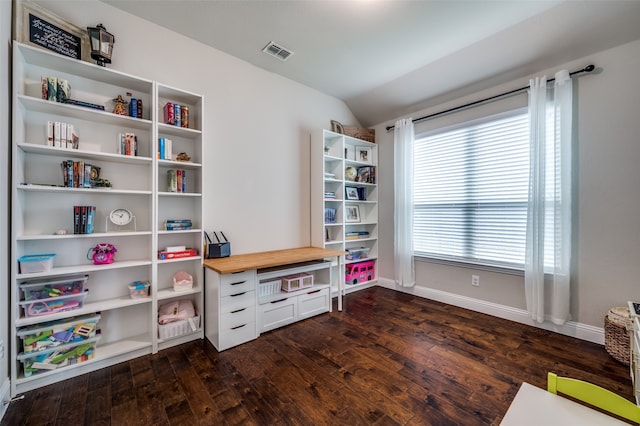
[377,277,604,345]
[0,378,10,422]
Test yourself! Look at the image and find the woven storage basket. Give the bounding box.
[604,306,631,365]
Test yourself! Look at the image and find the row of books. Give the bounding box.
[167,170,187,193]
[73,205,96,234]
[47,121,79,149]
[324,208,336,224]
[324,192,336,199]
[164,219,192,231]
[61,160,100,188]
[355,166,376,184]
[117,133,138,156]
[158,137,173,160]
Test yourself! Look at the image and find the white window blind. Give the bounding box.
[413,109,529,269]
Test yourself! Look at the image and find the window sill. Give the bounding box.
[414,255,524,277]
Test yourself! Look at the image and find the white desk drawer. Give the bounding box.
[220,271,256,296]
[219,321,256,350]
[221,305,256,329]
[221,291,255,314]
[259,295,297,333]
[298,287,330,320]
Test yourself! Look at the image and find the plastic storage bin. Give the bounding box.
[17,338,99,377]
[17,314,100,354]
[18,254,56,273]
[20,275,88,301]
[19,292,87,318]
[346,247,370,260]
[128,280,150,298]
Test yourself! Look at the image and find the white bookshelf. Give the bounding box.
[311,130,379,297]
[10,42,203,395]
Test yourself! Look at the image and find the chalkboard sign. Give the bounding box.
[28,12,81,60]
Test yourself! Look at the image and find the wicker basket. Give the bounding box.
[604,306,631,365]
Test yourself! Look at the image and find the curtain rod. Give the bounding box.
[385,64,595,132]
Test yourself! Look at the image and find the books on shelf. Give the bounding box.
[158,137,173,160]
[47,121,79,149]
[118,133,138,156]
[164,219,192,231]
[61,160,99,188]
[324,208,336,224]
[63,98,105,111]
[73,205,96,234]
[356,166,376,184]
[167,169,187,193]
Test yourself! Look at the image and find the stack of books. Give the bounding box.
[164,219,192,231]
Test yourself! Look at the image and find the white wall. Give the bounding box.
[374,39,640,332]
[1,0,12,414]
[34,0,360,254]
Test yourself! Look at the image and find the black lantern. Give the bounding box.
[87,24,115,66]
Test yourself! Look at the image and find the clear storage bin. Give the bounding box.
[17,314,100,354]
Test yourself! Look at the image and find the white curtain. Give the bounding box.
[525,70,573,325]
[394,118,415,287]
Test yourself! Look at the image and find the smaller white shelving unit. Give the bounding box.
[311,130,379,297]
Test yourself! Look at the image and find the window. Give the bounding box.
[413,109,529,269]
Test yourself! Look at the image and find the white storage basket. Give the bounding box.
[158,315,200,340]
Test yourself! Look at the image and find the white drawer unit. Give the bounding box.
[205,269,258,351]
[203,247,344,351]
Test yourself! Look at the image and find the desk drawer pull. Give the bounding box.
[307,289,321,295]
[231,324,247,330]
[231,308,247,314]
[230,280,246,286]
[230,292,247,297]
[271,297,289,304]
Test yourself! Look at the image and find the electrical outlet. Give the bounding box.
[471,275,480,287]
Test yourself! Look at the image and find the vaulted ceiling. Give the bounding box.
[102,0,640,126]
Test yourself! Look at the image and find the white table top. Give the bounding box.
[501,382,629,425]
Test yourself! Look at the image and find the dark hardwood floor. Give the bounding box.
[2,286,633,425]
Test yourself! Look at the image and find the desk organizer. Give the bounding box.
[281,273,313,292]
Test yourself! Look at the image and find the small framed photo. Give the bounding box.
[345,186,359,200]
[357,147,372,164]
[345,205,361,223]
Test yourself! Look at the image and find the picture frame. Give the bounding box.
[345,186,360,200]
[14,0,92,62]
[357,147,372,164]
[345,205,361,223]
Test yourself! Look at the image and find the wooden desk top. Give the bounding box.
[203,246,345,274]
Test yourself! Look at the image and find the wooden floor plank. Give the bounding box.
[1,287,633,426]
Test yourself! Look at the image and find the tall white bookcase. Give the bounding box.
[10,42,203,395]
[311,130,378,296]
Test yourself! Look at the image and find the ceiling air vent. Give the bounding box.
[262,41,294,62]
